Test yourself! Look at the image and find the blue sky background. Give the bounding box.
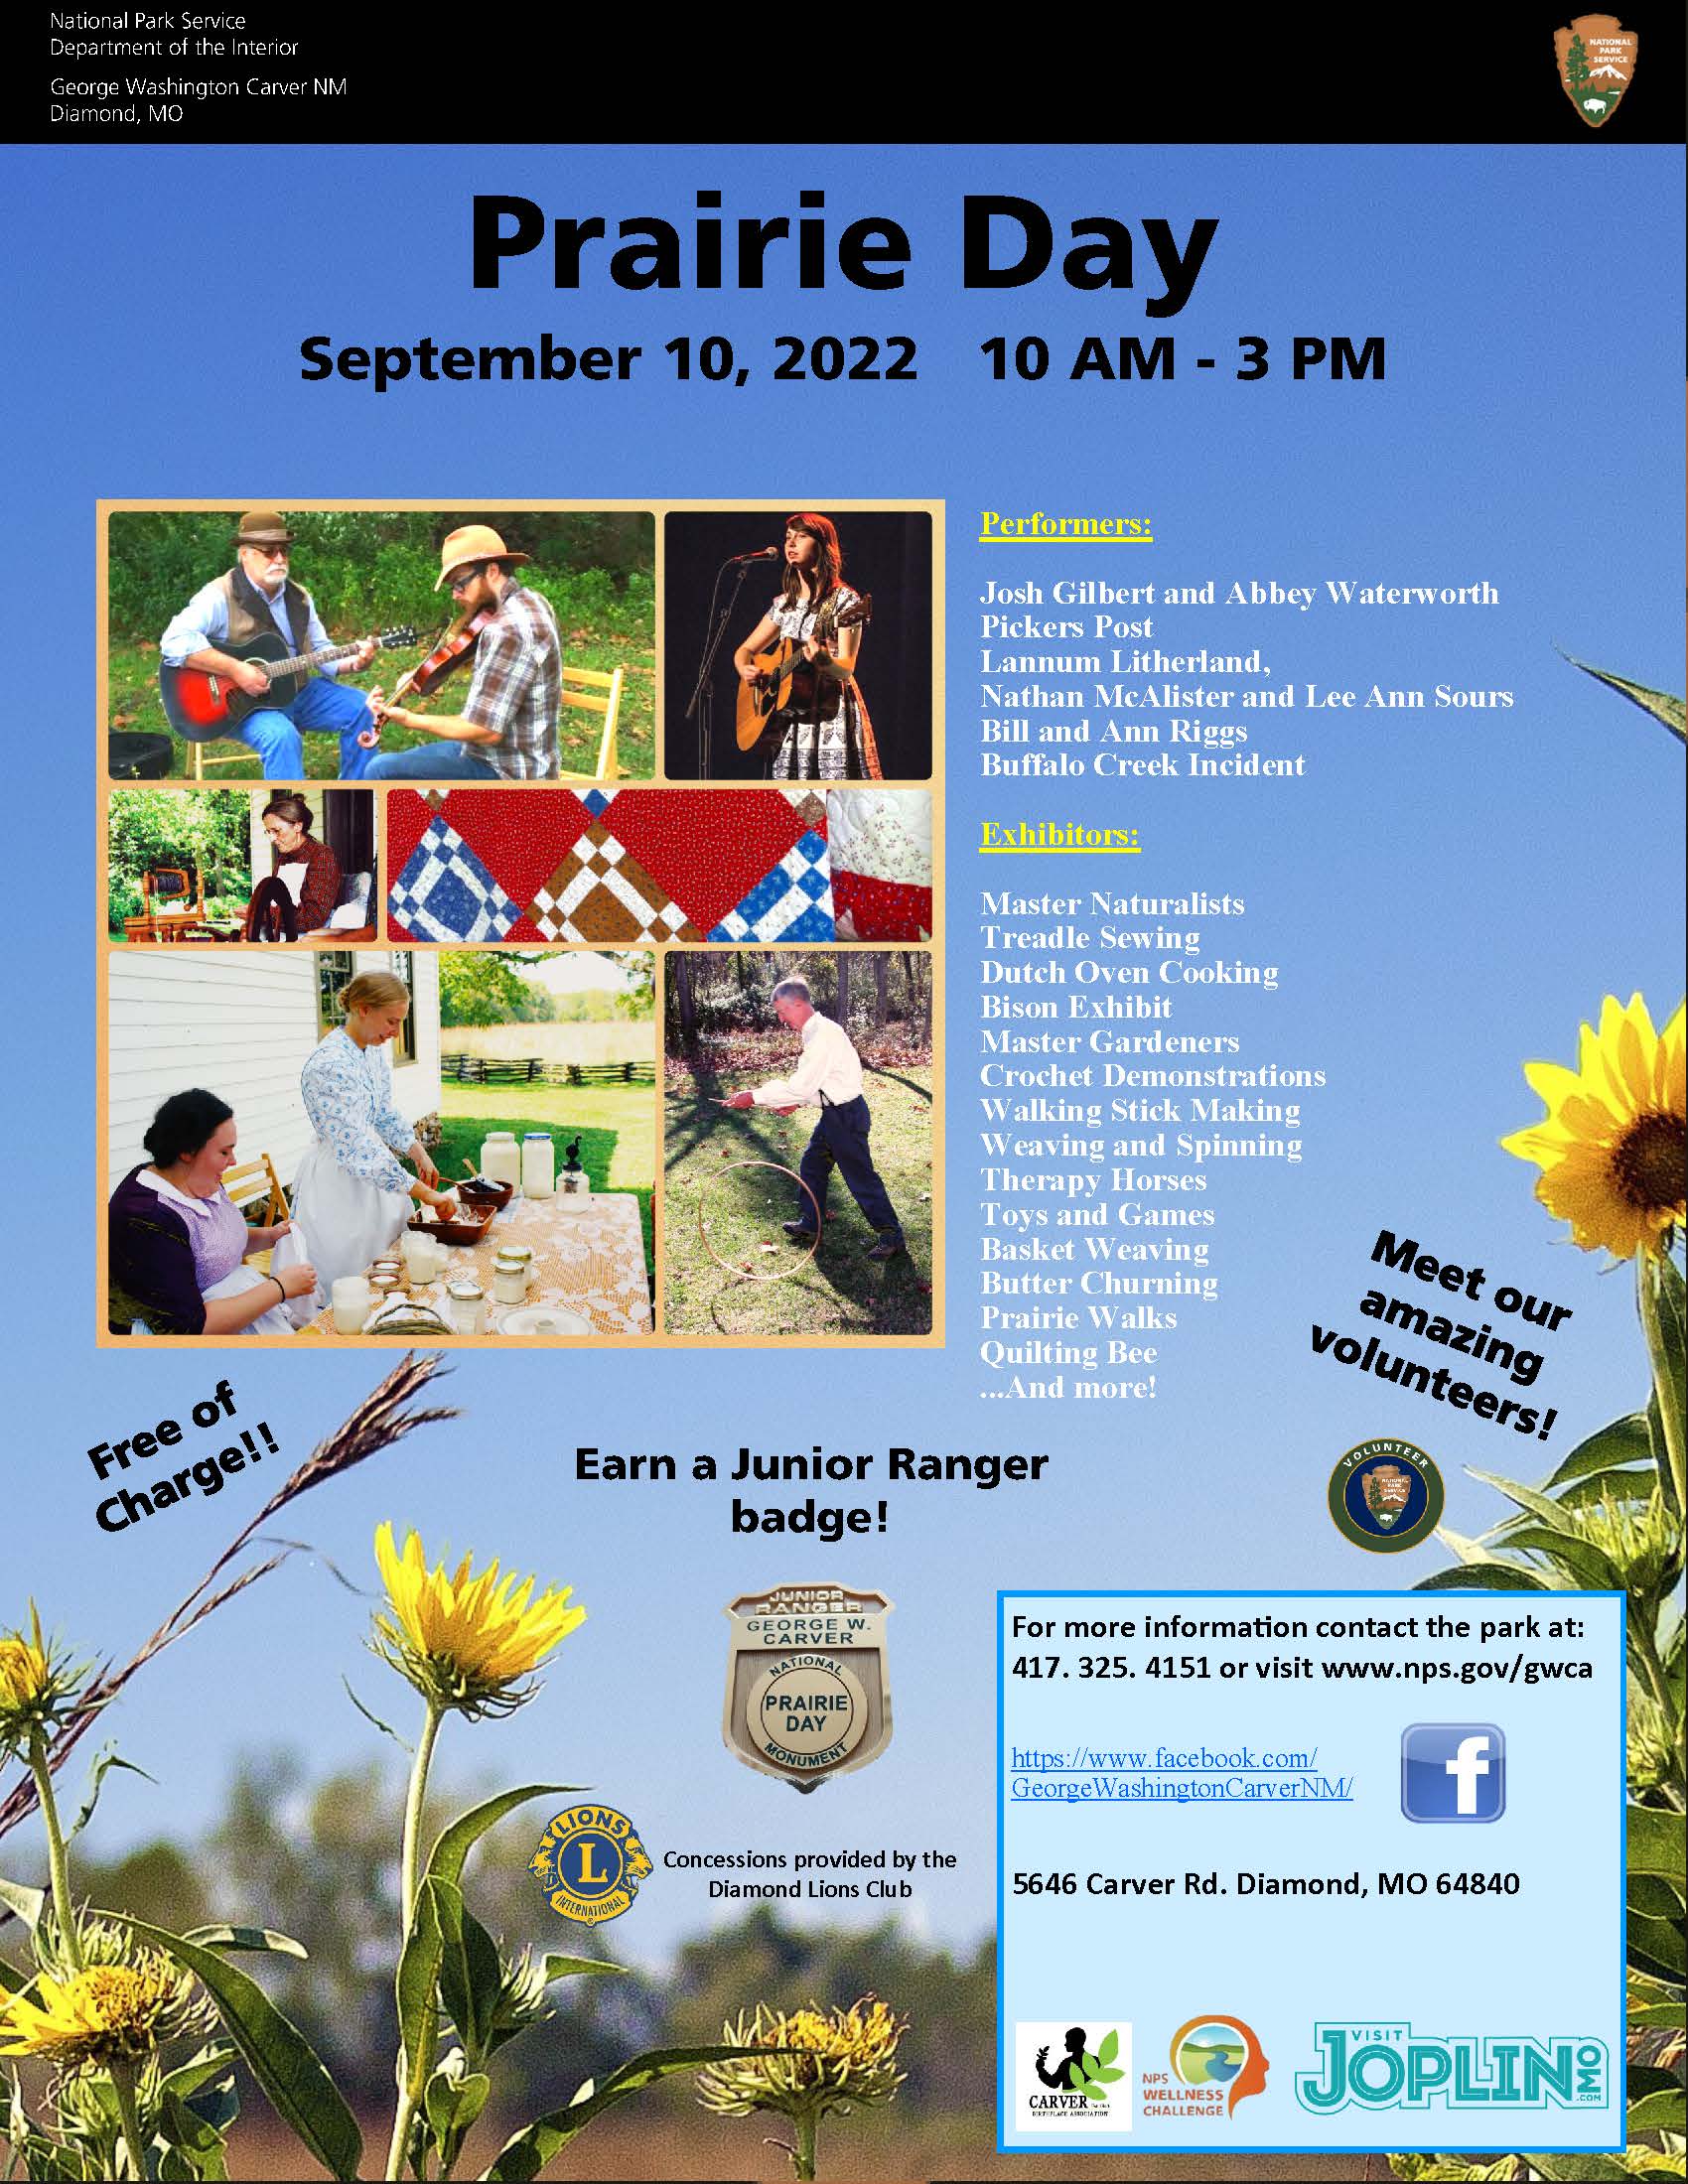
[1,143,1682,1967]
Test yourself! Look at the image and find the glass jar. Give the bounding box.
[481,1131,522,1192]
[448,1280,487,1335]
[492,1255,527,1304]
[521,1132,556,1197]
[331,1276,370,1334]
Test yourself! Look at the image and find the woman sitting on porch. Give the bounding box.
[279,970,458,1306]
[243,793,343,942]
[108,1089,316,1335]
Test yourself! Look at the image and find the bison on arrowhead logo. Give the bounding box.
[1554,15,1638,128]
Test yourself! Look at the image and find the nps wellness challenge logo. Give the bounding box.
[1141,2016,1270,2118]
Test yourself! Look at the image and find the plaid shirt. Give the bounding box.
[461,580,561,779]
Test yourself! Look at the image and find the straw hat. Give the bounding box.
[234,508,297,548]
[435,524,531,590]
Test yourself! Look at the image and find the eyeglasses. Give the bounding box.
[448,563,488,594]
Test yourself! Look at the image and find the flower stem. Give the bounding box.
[792,2112,819,2182]
[27,1729,82,1974]
[109,2063,146,2181]
[1638,1251,1686,1513]
[399,1703,443,1925]
[384,1701,444,2184]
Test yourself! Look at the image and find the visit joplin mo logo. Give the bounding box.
[1554,15,1637,127]
[1296,2022,1610,2113]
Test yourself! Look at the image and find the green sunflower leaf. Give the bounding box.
[0,1877,45,1934]
[540,1955,626,1982]
[1560,651,1687,746]
[184,1925,308,1961]
[480,2048,770,2182]
[425,1783,580,1897]
[108,1914,361,2181]
[1413,1563,1548,1593]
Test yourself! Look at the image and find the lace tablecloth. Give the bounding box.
[300,1190,652,1339]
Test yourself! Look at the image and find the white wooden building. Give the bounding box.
[106,949,442,1195]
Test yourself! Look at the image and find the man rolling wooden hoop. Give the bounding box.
[719,976,906,1261]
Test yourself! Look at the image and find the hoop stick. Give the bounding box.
[698,1160,820,1283]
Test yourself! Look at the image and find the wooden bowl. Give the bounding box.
[410,1202,496,1247]
[459,1176,515,1209]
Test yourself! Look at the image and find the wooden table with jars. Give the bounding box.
[298,1186,652,1340]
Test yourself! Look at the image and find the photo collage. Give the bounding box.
[100,503,942,1347]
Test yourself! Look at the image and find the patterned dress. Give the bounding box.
[281,1026,415,1299]
[764,587,882,781]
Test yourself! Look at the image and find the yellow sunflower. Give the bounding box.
[696,1995,907,2120]
[1502,994,1685,1258]
[371,1523,586,1714]
[0,1604,82,1749]
[0,1956,201,2071]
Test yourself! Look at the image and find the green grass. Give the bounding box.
[662,1064,932,1337]
[106,631,655,782]
[438,1082,654,1269]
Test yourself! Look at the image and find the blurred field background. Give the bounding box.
[106,510,655,779]
[6,1754,1355,2179]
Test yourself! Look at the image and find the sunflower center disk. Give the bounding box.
[1612,1113,1687,1213]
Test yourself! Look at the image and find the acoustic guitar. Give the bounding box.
[159,626,417,740]
[734,593,873,752]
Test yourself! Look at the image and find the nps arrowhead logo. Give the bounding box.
[1553,15,1638,128]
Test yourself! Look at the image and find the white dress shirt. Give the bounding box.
[753,1012,865,1109]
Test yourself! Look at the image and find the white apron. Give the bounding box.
[129,1262,297,1338]
[279,1139,411,1311]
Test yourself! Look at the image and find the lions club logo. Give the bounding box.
[529,1804,650,1925]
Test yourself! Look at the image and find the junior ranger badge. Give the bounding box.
[723,1584,894,1792]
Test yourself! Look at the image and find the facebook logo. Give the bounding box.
[1401,1723,1506,1823]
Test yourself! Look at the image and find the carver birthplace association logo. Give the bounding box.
[1014,2021,1131,2132]
[1327,1437,1444,1554]
[528,1803,650,1925]
[1296,2022,1610,2113]
[723,1584,893,1793]
[1143,2015,1270,2118]
[1554,15,1638,128]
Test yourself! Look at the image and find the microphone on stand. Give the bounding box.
[724,545,780,563]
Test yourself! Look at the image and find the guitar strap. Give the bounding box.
[224,565,313,655]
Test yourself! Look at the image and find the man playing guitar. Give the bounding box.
[158,510,380,779]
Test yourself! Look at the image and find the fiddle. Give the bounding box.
[363,609,493,740]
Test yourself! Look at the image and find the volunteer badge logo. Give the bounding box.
[1402,1723,1506,1823]
[1016,2021,1130,2132]
[1553,15,1637,128]
[724,1584,893,1793]
[1156,2015,1270,2116]
[1327,1437,1444,1553]
[529,1804,650,1924]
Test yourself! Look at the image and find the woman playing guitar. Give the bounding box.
[732,513,883,779]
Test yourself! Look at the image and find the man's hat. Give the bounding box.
[234,508,297,548]
[435,524,531,590]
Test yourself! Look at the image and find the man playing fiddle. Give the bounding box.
[364,525,562,780]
